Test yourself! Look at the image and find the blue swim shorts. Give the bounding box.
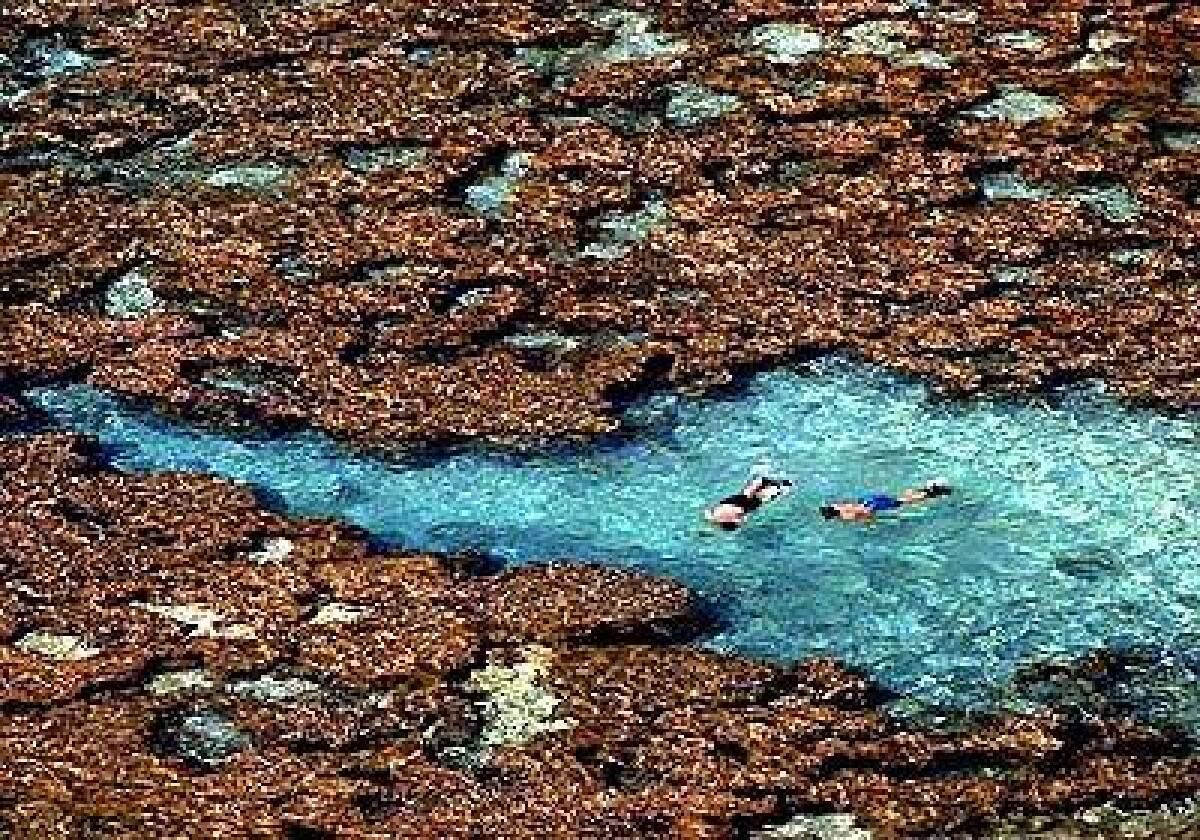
[859,493,901,513]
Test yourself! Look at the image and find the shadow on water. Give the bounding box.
[1054,546,1124,581]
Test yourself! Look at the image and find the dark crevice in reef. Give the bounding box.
[50,497,113,533]
[444,143,517,208]
[282,826,335,840]
[600,350,677,405]
[2,364,93,395]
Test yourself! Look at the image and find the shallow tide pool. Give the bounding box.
[27,358,1200,710]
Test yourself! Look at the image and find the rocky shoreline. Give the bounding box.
[3,0,1200,834]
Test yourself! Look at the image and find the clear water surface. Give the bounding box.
[26,358,1200,710]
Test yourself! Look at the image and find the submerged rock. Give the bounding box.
[247,536,294,564]
[989,30,1049,51]
[514,8,686,88]
[589,103,661,134]
[153,709,250,768]
[16,35,98,79]
[978,174,1143,223]
[967,85,1066,123]
[746,23,824,64]
[1109,246,1159,267]
[581,196,671,259]
[663,83,740,128]
[893,48,954,70]
[1000,647,1200,734]
[465,152,532,218]
[1185,69,1200,107]
[104,267,162,320]
[588,8,689,63]
[203,163,291,192]
[985,799,1200,838]
[343,145,427,173]
[103,138,292,196]
[1163,130,1200,152]
[501,331,585,354]
[916,5,978,24]
[979,173,1054,201]
[1070,184,1144,224]
[228,674,323,703]
[838,20,911,60]
[309,602,374,625]
[147,669,216,696]
[1071,51,1127,73]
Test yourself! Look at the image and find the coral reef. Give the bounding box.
[3,0,1200,834]
[0,0,1196,450]
[1,433,1199,836]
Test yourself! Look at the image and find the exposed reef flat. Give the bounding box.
[2,432,1200,837]
[0,1,1198,450]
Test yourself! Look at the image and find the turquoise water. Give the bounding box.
[26,358,1200,709]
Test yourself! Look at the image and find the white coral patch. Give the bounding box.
[147,669,215,695]
[309,603,375,625]
[134,603,258,640]
[14,631,101,661]
[248,536,294,564]
[967,85,1065,124]
[463,645,575,759]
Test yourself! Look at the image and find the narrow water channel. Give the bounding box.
[26,358,1200,711]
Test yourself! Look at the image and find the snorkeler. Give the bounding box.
[706,474,794,531]
[820,480,952,522]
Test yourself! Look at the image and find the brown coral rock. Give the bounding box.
[476,562,703,644]
[0,0,1196,446]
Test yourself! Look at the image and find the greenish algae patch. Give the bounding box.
[663,83,741,127]
[581,195,671,259]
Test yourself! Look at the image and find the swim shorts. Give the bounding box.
[859,493,901,513]
[720,493,762,513]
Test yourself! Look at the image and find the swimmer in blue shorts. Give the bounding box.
[820,480,951,522]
